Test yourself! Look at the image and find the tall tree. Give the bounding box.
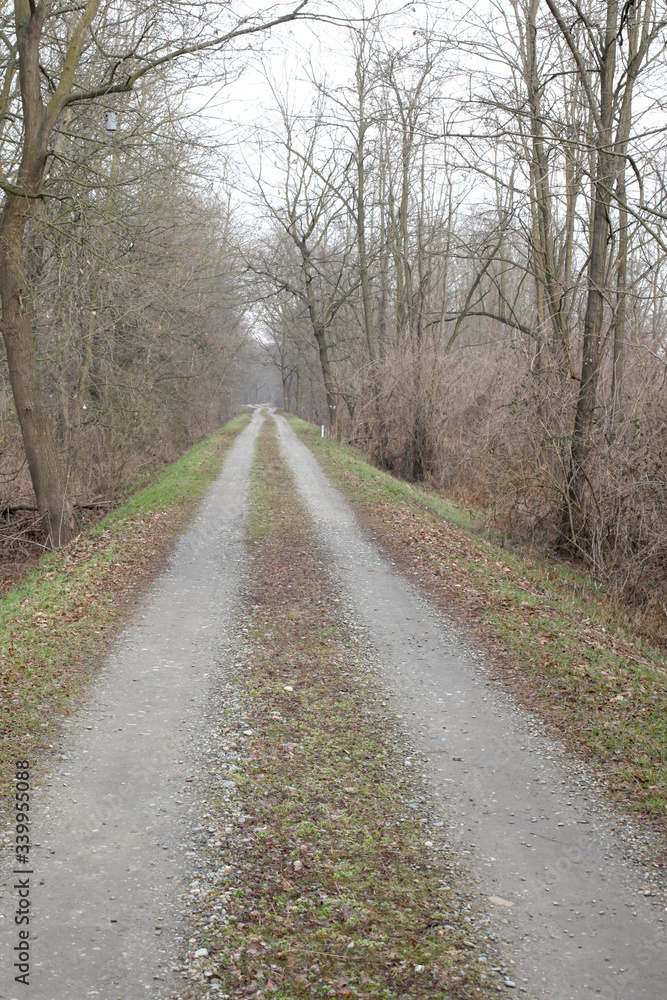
[250,94,356,431]
[0,0,306,545]
[544,0,666,550]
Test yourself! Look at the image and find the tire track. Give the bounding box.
[275,411,667,1000]
[0,408,263,1000]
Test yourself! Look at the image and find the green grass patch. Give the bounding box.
[287,418,593,592]
[288,416,667,831]
[0,410,251,806]
[186,416,496,1000]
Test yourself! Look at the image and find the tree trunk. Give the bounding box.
[0,197,79,546]
[611,167,627,436]
[558,1,618,551]
[312,325,337,431]
[609,1,641,438]
[300,245,338,431]
[356,126,375,366]
[558,155,613,549]
[295,368,302,415]
[524,0,569,366]
[0,1,81,546]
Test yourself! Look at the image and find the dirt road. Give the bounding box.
[0,408,263,1000]
[1,405,666,999]
[275,412,667,1000]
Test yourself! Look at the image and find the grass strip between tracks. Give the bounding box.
[185,415,496,1000]
[0,410,251,806]
[287,416,667,837]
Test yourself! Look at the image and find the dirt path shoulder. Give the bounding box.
[275,412,667,1000]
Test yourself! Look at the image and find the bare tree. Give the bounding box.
[0,0,306,545]
[541,0,667,550]
[248,91,358,431]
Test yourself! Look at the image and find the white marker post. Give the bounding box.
[321,425,324,438]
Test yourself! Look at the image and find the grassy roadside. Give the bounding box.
[288,417,667,833]
[0,410,251,807]
[181,417,497,1000]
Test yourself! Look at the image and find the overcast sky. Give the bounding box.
[188,1,441,198]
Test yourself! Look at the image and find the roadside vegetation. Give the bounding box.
[0,411,251,807]
[250,4,667,638]
[183,417,497,1000]
[289,416,667,834]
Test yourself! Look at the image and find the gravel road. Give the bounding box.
[275,412,667,1000]
[2,403,666,1000]
[0,408,263,1000]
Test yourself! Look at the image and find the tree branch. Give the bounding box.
[62,2,309,108]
